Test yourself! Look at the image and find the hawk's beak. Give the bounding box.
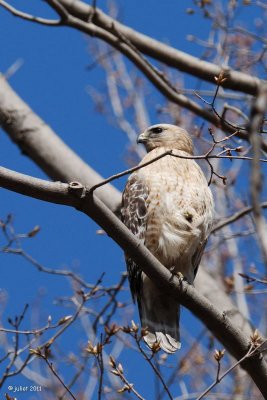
[137,132,148,144]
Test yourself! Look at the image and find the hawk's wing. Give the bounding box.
[121,172,148,302]
[192,238,208,278]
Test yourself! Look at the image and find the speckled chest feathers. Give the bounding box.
[122,146,213,284]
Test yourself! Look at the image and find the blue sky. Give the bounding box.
[0,1,265,398]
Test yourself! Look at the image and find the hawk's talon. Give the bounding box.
[170,269,184,283]
[176,272,184,283]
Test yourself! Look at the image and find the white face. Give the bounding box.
[137,124,193,154]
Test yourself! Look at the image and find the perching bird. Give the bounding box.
[121,124,214,353]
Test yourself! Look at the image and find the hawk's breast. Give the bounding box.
[139,152,213,270]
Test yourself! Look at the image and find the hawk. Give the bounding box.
[121,124,214,353]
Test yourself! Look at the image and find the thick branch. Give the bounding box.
[51,9,243,133]
[58,0,261,96]
[0,166,266,397]
[0,75,120,213]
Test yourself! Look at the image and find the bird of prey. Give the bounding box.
[121,124,214,353]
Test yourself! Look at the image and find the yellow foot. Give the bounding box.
[169,268,184,283]
[176,271,184,283]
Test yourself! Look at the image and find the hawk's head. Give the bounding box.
[137,124,193,154]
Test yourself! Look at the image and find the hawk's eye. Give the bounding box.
[151,127,163,134]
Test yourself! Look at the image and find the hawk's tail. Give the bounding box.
[138,279,181,354]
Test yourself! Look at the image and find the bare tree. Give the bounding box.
[0,1,267,399]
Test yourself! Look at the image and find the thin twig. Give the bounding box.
[3,247,95,289]
[96,334,104,400]
[0,305,29,388]
[131,333,173,400]
[88,150,173,192]
[38,352,77,400]
[0,0,62,25]
[212,202,267,233]
[109,356,145,400]
[239,273,267,286]
[87,149,267,193]
[0,322,57,335]
[92,272,127,332]
[196,344,255,400]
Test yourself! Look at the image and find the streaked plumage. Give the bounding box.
[121,124,214,353]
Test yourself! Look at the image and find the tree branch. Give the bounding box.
[0,0,62,25]
[196,343,264,400]
[58,0,261,96]
[1,4,265,145]
[0,75,120,213]
[212,202,267,234]
[0,165,267,397]
[248,83,267,266]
